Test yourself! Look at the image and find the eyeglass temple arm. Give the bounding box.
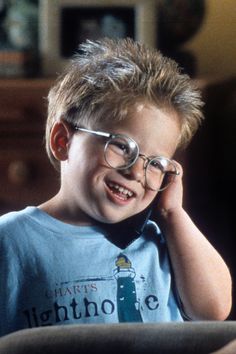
[74,126,111,138]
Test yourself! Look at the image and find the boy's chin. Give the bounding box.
[94,215,130,225]
[94,210,140,225]
[95,208,151,230]
[94,209,151,248]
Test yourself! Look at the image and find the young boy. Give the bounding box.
[0,38,232,336]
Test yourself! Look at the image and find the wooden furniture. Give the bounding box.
[0,79,59,215]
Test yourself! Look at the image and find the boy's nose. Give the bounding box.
[121,158,145,183]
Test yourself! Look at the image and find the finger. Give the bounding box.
[172,160,184,178]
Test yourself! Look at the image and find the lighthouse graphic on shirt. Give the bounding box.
[23,253,147,328]
[113,253,143,322]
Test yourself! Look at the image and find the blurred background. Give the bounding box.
[0,0,236,318]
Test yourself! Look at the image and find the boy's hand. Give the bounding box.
[155,161,183,216]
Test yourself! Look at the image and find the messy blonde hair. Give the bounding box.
[46,38,204,170]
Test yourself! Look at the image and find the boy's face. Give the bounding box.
[60,103,181,225]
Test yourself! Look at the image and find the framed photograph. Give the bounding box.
[39,0,157,76]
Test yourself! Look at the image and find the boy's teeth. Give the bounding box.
[108,182,133,197]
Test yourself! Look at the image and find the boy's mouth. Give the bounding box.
[106,181,134,200]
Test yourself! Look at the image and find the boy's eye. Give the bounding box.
[109,140,130,156]
[148,159,166,174]
[149,159,164,172]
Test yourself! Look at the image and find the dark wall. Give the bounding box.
[185,77,236,319]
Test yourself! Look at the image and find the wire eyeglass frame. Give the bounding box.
[73,126,179,191]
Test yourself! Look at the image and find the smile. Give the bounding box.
[107,181,134,200]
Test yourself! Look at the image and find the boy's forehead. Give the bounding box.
[99,103,181,139]
[90,101,181,154]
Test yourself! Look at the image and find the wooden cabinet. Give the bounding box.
[0,79,59,215]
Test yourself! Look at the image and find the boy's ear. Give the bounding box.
[50,121,72,161]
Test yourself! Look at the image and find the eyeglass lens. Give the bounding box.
[104,136,138,169]
[146,157,177,191]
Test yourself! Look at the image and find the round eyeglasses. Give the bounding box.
[74,126,179,191]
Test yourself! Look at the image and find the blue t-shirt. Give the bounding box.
[0,207,184,336]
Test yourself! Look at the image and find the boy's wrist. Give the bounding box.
[158,205,185,221]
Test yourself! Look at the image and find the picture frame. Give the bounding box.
[39,0,157,76]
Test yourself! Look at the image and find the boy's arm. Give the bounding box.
[155,162,232,320]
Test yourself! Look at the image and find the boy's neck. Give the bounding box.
[38,195,94,227]
[38,194,151,248]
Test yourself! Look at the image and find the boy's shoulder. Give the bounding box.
[0,206,61,248]
[0,207,33,225]
[0,207,38,236]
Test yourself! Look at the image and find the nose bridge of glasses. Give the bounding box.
[137,153,150,168]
